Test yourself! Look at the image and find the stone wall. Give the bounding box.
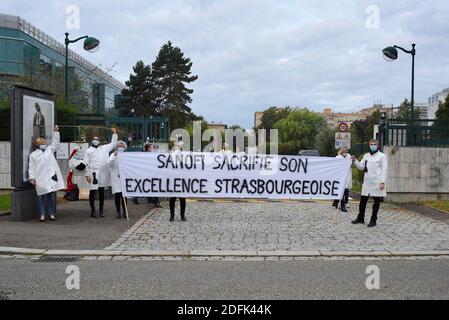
[384,146,449,203]
[0,142,11,189]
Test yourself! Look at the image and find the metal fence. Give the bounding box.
[381,119,449,147]
[60,114,170,150]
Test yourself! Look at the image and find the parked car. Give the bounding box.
[298,150,320,157]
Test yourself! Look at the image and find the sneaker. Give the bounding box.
[39,215,45,222]
[49,215,56,221]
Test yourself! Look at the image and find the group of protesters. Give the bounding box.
[28,126,187,222]
[28,126,387,228]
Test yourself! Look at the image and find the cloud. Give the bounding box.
[1,0,449,127]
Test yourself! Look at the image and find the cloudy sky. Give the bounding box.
[2,0,449,127]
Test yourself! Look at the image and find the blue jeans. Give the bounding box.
[37,192,56,216]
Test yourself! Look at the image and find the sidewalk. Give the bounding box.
[0,199,151,250]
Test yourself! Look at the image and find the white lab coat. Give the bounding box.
[84,134,118,190]
[107,152,121,194]
[28,132,65,196]
[354,151,388,197]
[336,154,353,189]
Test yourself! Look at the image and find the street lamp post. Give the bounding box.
[382,44,416,124]
[64,32,100,104]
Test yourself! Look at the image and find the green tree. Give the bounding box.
[257,106,291,130]
[121,60,160,117]
[274,108,327,154]
[394,99,421,122]
[350,119,368,144]
[152,41,198,129]
[434,93,449,124]
[364,109,381,141]
[315,126,336,157]
[0,97,10,141]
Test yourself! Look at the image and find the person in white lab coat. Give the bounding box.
[332,147,352,212]
[28,125,65,222]
[84,128,118,218]
[107,141,128,219]
[351,140,388,227]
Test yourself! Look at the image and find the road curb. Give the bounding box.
[422,204,449,215]
[2,246,449,258]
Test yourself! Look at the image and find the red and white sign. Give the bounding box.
[338,122,349,132]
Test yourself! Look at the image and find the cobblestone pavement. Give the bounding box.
[106,200,449,252]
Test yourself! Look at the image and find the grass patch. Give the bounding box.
[352,182,362,193]
[424,200,449,214]
[351,167,363,193]
[0,193,11,212]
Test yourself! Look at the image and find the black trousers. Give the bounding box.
[333,189,349,207]
[89,187,105,212]
[114,192,127,215]
[169,198,186,217]
[358,195,381,222]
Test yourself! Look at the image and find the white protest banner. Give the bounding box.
[118,152,351,200]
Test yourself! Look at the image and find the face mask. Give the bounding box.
[370,145,378,153]
[117,147,125,153]
[39,144,47,151]
[92,140,100,147]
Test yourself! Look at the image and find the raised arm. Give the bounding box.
[49,125,60,153]
[104,128,118,153]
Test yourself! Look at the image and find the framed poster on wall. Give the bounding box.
[11,86,55,188]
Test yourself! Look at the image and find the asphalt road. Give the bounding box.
[1,258,448,300]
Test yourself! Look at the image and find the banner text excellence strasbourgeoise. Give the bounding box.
[117,152,351,200]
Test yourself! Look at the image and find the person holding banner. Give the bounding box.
[351,140,388,228]
[170,142,187,222]
[107,141,128,219]
[28,125,64,222]
[84,128,118,218]
[332,147,352,212]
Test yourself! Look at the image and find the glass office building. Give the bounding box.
[0,13,126,114]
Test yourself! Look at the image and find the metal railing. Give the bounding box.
[382,119,449,147]
[60,114,170,148]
